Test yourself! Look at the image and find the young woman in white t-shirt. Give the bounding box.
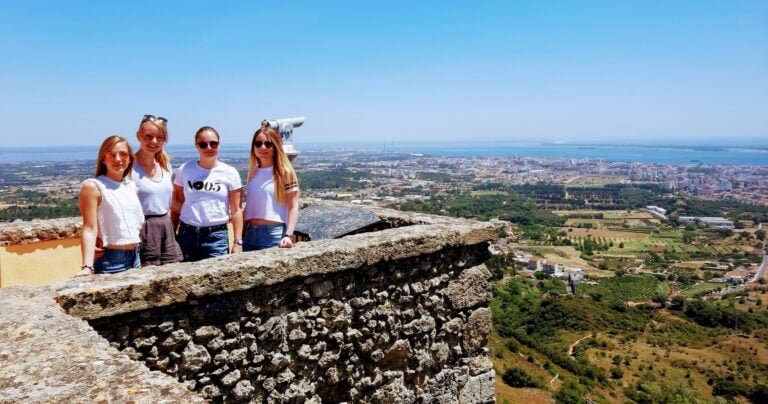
[171,126,243,262]
[75,136,145,276]
[133,114,182,266]
[243,121,299,251]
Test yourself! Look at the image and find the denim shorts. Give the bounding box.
[176,222,229,262]
[94,246,141,274]
[243,223,285,251]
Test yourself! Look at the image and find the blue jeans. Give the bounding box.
[243,223,285,251]
[94,246,140,274]
[177,222,229,262]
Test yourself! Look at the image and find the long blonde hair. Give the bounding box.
[95,136,135,178]
[137,118,171,171]
[247,122,298,204]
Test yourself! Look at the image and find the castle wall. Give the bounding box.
[0,203,498,403]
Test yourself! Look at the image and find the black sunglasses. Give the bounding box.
[197,140,219,149]
[253,140,274,149]
[142,114,168,125]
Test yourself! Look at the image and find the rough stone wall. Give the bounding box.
[88,244,495,403]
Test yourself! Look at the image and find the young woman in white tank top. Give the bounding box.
[75,136,144,276]
[133,115,182,266]
[243,121,299,251]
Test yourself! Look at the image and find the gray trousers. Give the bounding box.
[140,214,183,266]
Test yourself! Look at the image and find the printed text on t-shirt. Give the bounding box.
[187,180,222,192]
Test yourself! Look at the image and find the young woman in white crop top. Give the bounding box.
[133,114,182,266]
[243,121,299,251]
[75,136,145,276]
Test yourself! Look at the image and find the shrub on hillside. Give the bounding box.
[501,367,544,389]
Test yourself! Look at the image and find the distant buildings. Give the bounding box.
[678,216,734,229]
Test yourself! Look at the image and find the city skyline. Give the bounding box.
[2,1,767,147]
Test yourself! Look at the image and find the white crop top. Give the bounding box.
[133,164,173,216]
[244,166,297,223]
[82,176,144,246]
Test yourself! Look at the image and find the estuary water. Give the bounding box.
[1,142,767,166]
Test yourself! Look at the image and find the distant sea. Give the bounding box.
[1,142,767,166]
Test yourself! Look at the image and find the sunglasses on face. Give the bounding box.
[197,141,219,149]
[253,140,274,149]
[141,114,168,125]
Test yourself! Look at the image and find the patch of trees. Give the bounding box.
[711,378,768,402]
[682,299,768,331]
[0,198,79,222]
[667,197,768,223]
[397,192,566,227]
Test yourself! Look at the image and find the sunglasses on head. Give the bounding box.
[197,140,219,149]
[253,140,274,149]
[141,114,168,125]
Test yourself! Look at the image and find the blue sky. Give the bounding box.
[1,1,766,147]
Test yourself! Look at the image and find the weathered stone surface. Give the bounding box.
[0,217,81,246]
[459,370,495,403]
[51,203,497,321]
[232,380,255,400]
[371,377,417,404]
[193,326,223,343]
[181,342,211,373]
[220,369,241,387]
[383,339,412,367]
[467,354,494,376]
[425,368,469,404]
[0,286,201,403]
[444,264,492,310]
[462,308,492,353]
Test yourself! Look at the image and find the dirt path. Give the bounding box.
[549,373,559,388]
[568,333,593,357]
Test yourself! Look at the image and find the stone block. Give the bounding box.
[461,308,491,353]
[443,264,492,310]
[459,370,495,403]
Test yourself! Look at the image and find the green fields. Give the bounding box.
[576,275,670,302]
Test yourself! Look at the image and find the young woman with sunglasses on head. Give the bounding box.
[171,126,243,262]
[133,115,183,266]
[242,121,299,251]
[75,136,144,276]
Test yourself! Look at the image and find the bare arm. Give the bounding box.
[76,181,100,276]
[171,184,184,229]
[229,187,243,253]
[279,190,299,248]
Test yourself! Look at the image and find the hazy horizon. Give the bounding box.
[2,1,766,148]
[3,138,768,150]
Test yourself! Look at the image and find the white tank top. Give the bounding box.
[82,176,144,246]
[133,164,173,215]
[245,167,289,223]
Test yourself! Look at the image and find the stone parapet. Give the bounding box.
[0,217,81,246]
[0,202,498,402]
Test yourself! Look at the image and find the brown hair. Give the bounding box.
[195,126,220,142]
[137,119,171,171]
[247,121,298,204]
[95,136,135,178]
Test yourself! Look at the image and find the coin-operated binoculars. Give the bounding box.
[263,117,304,162]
